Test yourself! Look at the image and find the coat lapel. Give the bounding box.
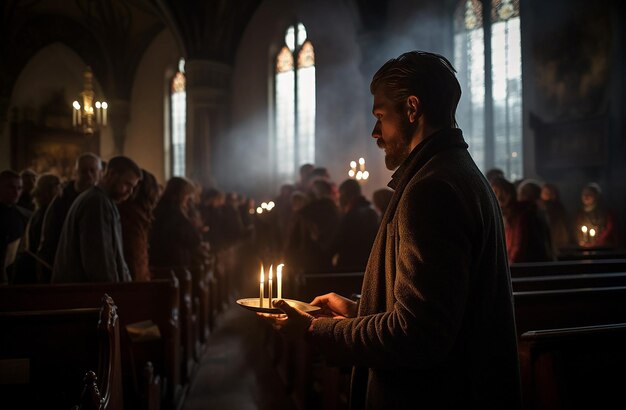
[358,128,468,316]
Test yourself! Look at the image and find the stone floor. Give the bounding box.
[181,302,297,410]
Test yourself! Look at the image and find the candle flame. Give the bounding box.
[269,264,273,280]
[260,264,264,282]
[581,225,588,233]
[589,228,596,237]
[277,263,284,277]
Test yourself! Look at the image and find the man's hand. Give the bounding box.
[310,293,357,319]
[256,299,315,340]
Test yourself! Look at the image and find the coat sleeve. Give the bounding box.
[310,179,473,369]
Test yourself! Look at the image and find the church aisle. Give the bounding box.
[182,302,297,410]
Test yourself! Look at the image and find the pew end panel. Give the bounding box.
[519,323,626,410]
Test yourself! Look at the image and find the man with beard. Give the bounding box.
[262,51,522,409]
[52,156,141,283]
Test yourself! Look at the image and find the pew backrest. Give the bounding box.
[511,258,626,277]
[0,295,123,409]
[512,271,626,292]
[0,279,181,409]
[513,286,626,335]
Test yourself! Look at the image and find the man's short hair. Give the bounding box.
[20,169,37,178]
[106,156,142,179]
[339,178,362,199]
[370,51,461,128]
[75,152,103,169]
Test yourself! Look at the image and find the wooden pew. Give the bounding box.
[513,286,626,336]
[189,261,211,344]
[151,267,197,383]
[0,280,180,410]
[518,323,626,410]
[510,258,626,277]
[512,271,626,292]
[0,295,123,409]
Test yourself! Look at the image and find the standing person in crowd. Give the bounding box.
[485,167,505,183]
[149,177,203,268]
[540,182,573,252]
[10,173,61,284]
[372,187,393,220]
[263,51,522,409]
[38,153,102,273]
[285,178,340,273]
[575,183,618,248]
[52,156,141,283]
[118,169,159,281]
[199,187,225,251]
[491,176,553,263]
[0,170,30,284]
[330,179,379,272]
[26,174,62,252]
[17,169,37,211]
[295,163,315,193]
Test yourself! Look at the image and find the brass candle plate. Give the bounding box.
[236,298,321,314]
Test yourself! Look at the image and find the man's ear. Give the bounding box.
[406,96,421,123]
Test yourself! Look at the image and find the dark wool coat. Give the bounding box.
[311,129,522,409]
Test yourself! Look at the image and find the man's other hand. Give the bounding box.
[256,299,315,340]
[310,292,357,319]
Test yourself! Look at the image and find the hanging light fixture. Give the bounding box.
[72,66,107,134]
[348,157,369,182]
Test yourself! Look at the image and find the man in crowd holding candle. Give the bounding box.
[261,51,522,409]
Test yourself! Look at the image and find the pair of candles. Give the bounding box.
[260,263,284,308]
[581,225,597,243]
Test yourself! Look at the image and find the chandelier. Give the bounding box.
[72,66,107,134]
[348,157,369,182]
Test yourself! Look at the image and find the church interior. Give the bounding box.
[1,0,626,409]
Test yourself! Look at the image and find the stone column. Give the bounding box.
[184,59,231,188]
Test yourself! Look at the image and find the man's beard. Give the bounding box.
[382,119,415,170]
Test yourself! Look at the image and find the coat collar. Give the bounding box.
[382,128,468,224]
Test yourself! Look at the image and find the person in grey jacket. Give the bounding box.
[263,51,522,409]
[52,156,141,283]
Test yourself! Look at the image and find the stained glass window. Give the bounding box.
[274,23,316,182]
[454,0,522,180]
[170,58,186,177]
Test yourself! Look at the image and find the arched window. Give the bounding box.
[454,0,522,180]
[170,58,186,177]
[274,23,316,182]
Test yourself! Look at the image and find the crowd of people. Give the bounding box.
[0,151,394,284]
[487,168,619,263]
[0,152,621,284]
[1,154,236,285]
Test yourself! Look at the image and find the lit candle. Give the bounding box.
[268,265,273,307]
[581,225,588,242]
[95,101,101,124]
[73,101,81,126]
[259,265,264,308]
[589,228,596,239]
[102,102,108,126]
[277,263,284,300]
